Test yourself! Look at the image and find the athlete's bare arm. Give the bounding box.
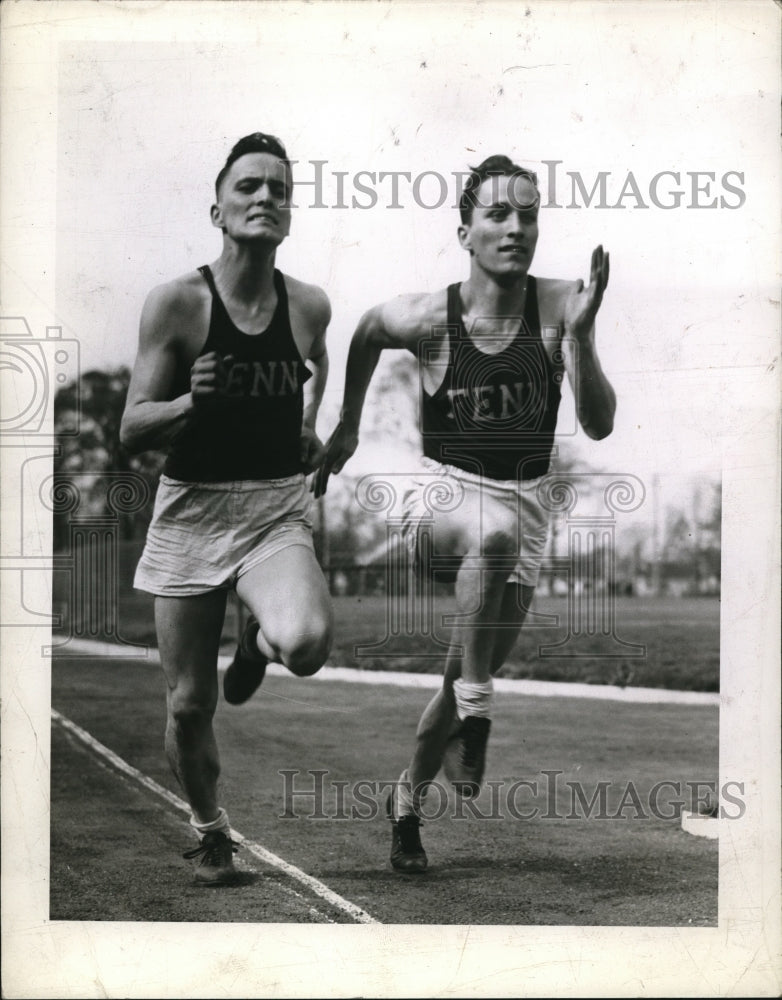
[286,276,332,471]
[540,245,616,441]
[120,275,209,454]
[312,289,447,497]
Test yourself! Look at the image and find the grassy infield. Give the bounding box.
[333,595,719,691]
[105,589,719,692]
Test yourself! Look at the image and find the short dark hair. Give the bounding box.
[215,132,291,199]
[459,155,539,224]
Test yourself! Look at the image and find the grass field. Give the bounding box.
[56,582,720,692]
[328,594,719,691]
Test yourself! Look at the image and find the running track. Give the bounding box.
[50,642,719,926]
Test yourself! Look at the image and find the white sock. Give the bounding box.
[190,807,231,840]
[453,678,494,721]
[395,769,427,819]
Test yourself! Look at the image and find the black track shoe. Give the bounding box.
[386,792,428,873]
[182,831,239,886]
[223,617,268,705]
[442,716,491,798]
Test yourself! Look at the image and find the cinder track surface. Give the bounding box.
[51,653,718,926]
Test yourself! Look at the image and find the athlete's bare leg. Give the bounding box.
[235,544,333,677]
[405,582,535,803]
[451,535,521,684]
[156,546,331,832]
[156,590,228,824]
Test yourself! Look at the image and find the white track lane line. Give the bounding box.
[51,709,379,925]
[52,637,720,707]
[55,721,338,923]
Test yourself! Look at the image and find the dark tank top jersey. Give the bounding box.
[421,276,561,481]
[163,266,311,482]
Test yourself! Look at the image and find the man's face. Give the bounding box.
[458,174,539,280]
[211,152,292,246]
